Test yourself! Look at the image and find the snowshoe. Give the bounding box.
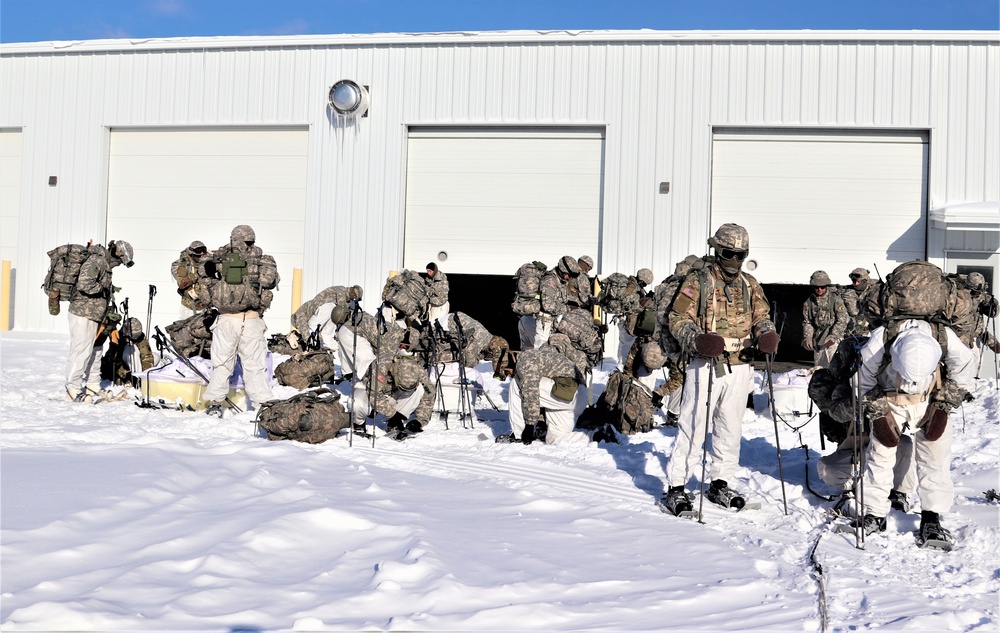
[204,403,225,418]
[495,432,518,444]
[889,489,911,513]
[851,513,887,536]
[592,423,620,444]
[917,512,953,551]
[405,420,423,434]
[706,480,746,510]
[656,487,697,518]
[664,411,679,427]
[830,490,857,518]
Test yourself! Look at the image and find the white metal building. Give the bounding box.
[1,30,997,349]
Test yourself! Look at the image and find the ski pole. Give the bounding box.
[146,284,157,340]
[850,339,866,549]
[347,304,361,447]
[764,350,789,515]
[697,355,716,525]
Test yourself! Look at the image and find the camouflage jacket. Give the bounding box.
[514,345,578,425]
[365,354,435,424]
[68,245,116,322]
[292,286,350,333]
[447,312,493,368]
[802,291,849,347]
[340,311,406,360]
[842,280,882,334]
[539,270,571,317]
[198,243,279,314]
[170,250,208,311]
[425,271,450,308]
[667,263,774,361]
[568,273,593,309]
[654,273,686,356]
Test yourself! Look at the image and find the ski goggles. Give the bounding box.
[719,248,748,261]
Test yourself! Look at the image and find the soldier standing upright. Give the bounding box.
[518,255,580,350]
[198,225,280,417]
[802,270,849,368]
[658,224,779,516]
[170,240,210,317]
[842,267,882,335]
[424,262,450,327]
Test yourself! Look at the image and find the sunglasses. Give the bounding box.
[719,248,748,261]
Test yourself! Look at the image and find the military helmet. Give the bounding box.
[230,224,256,244]
[810,270,832,287]
[111,240,134,267]
[557,255,581,277]
[707,223,750,251]
[187,240,207,255]
[636,268,654,287]
[578,255,594,274]
[348,285,364,301]
[849,267,870,281]
[330,303,351,325]
[123,317,144,342]
[967,272,987,292]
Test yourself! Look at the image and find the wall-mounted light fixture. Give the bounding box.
[328,80,369,118]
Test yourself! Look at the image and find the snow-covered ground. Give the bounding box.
[2,331,998,631]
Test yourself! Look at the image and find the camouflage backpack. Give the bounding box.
[42,242,97,314]
[597,273,639,316]
[256,388,349,444]
[383,270,429,319]
[165,313,214,359]
[807,336,869,443]
[511,261,549,316]
[274,350,337,390]
[554,309,603,366]
[575,369,654,435]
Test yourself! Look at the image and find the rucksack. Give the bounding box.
[220,251,248,284]
[554,309,603,366]
[807,336,869,443]
[596,273,639,316]
[383,270,429,319]
[165,313,214,359]
[512,261,548,316]
[274,350,337,390]
[880,260,974,346]
[256,388,349,444]
[42,242,97,313]
[575,369,654,436]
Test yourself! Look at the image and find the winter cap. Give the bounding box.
[557,255,581,277]
[890,328,942,389]
[810,271,832,287]
[230,225,256,244]
[708,223,749,251]
[111,240,134,267]
[426,262,438,273]
[578,255,594,273]
[187,240,207,255]
[636,268,654,287]
[967,272,987,292]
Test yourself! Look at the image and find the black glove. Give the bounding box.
[758,331,780,354]
[521,424,536,445]
[204,260,220,280]
[203,308,219,329]
[651,391,664,408]
[980,296,999,318]
[694,333,726,358]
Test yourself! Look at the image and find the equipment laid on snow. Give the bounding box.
[256,388,348,444]
[575,369,654,437]
[273,350,336,390]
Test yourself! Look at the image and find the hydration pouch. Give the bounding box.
[550,376,579,402]
[221,251,248,284]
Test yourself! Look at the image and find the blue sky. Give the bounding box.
[1,0,997,43]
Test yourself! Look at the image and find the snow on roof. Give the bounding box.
[930,201,1000,232]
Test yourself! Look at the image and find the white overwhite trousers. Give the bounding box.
[518,314,554,350]
[204,313,273,406]
[666,358,753,488]
[351,383,426,426]
[66,313,102,392]
[336,326,376,378]
[817,431,915,494]
[508,377,587,445]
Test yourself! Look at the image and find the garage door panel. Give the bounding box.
[107,128,307,334]
[712,129,927,284]
[404,127,604,276]
[0,130,22,260]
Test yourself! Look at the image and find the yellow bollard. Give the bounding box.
[291,267,303,314]
[1,260,11,331]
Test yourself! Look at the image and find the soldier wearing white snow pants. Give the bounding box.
[350,381,427,427]
[202,312,274,406]
[508,376,587,444]
[816,427,915,498]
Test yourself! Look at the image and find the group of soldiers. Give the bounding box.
[59,221,997,549]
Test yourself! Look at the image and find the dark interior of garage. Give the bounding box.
[446,274,815,367]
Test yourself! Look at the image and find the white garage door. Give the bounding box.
[0,129,22,266]
[711,129,928,284]
[404,127,605,275]
[106,127,308,335]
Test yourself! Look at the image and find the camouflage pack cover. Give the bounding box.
[575,369,654,435]
[274,350,337,390]
[807,335,869,428]
[383,270,429,319]
[165,313,214,359]
[512,261,548,316]
[596,272,641,316]
[42,243,99,304]
[256,388,348,444]
[554,309,603,366]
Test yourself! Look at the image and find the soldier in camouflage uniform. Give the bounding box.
[519,255,580,350]
[659,224,779,516]
[198,225,280,417]
[842,267,882,336]
[332,303,406,381]
[963,272,1000,373]
[424,263,450,327]
[65,239,134,401]
[615,268,654,370]
[290,284,362,352]
[170,240,210,317]
[497,342,587,445]
[349,352,435,435]
[441,311,508,369]
[570,255,596,309]
[853,320,977,545]
[802,270,849,368]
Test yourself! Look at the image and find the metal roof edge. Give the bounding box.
[2,29,999,55]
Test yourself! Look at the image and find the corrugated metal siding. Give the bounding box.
[1,33,997,331]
